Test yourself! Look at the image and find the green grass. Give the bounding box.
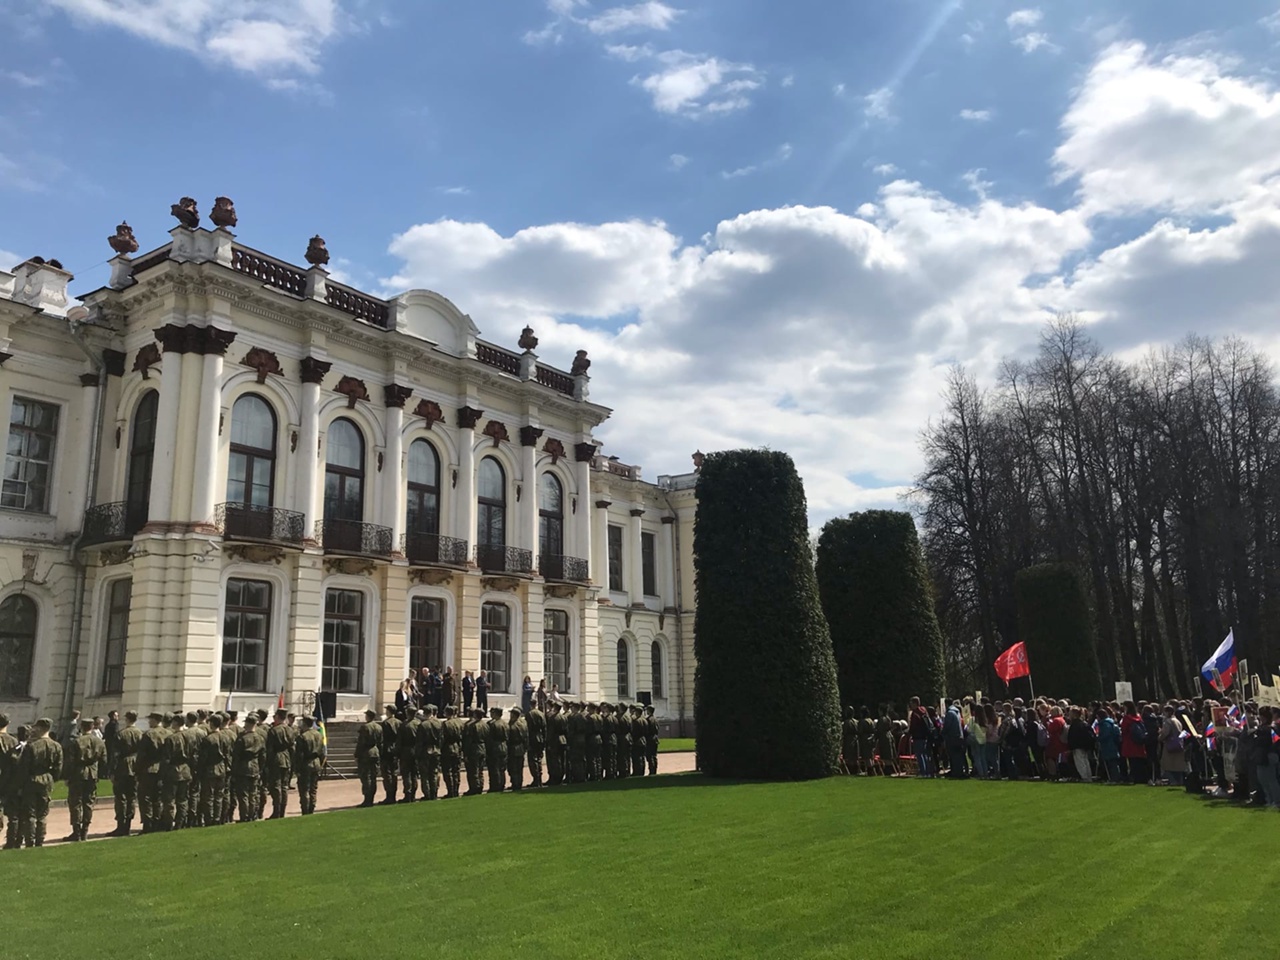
[658,737,695,753]
[49,781,113,802]
[6,777,1279,960]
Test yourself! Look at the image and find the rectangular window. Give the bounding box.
[101,579,132,695]
[3,397,59,513]
[607,524,624,592]
[641,531,657,597]
[222,578,271,692]
[543,608,571,694]
[480,602,511,693]
[409,596,445,674]
[323,588,364,693]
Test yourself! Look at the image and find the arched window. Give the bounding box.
[125,390,158,534]
[616,638,630,698]
[477,457,506,553]
[324,418,364,523]
[651,640,664,699]
[406,439,440,538]
[227,394,277,507]
[0,594,37,699]
[538,473,564,560]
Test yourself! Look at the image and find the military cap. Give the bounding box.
[80,719,94,731]
[275,708,287,719]
[364,709,377,719]
[510,706,522,716]
[148,711,163,720]
[425,703,438,714]
[0,712,9,727]
[35,716,53,728]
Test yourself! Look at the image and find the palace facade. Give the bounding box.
[0,200,696,730]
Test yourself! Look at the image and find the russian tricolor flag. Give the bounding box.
[1201,630,1238,692]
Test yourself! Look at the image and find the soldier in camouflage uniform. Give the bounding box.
[231,714,266,822]
[253,709,271,818]
[197,713,231,827]
[546,702,567,786]
[485,706,509,793]
[293,716,325,815]
[159,713,194,831]
[585,703,603,781]
[507,706,528,791]
[265,709,295,819]
[645,705,660,775]
[566,702,587,783]
[615,703,631,779]
[629,705,647,776]
[379,704,401,805]
[110,710,142,836]
[441,705,464,798]
[355,709,382,807]
[397,707,420,802]
[62,718,106,841]
[526,701,546,788]
[417,704,443,800]
[17,718,62,847]
[462,707,486,796]
[180,713,206,826]
[599,703,616,780]
[0,713,17,848]
[136,712,169,833]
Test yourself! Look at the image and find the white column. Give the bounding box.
[455,411,478,550]
[149,344,183,523]
[593,500,611,590]
[383,403,404,549]
[521,439,538,559]
[660,516,677,607]
[575,455,593,569]
[628,508,645,604]
[189,350,224,524]
[296,379,322,539]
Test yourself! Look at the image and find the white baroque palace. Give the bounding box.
[0,202,697,730]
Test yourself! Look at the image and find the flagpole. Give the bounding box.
[1027,671,1035,704]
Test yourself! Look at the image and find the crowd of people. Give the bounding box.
[840,693,1280,809]
[0,697,663,849]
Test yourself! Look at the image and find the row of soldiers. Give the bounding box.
[356,700,662,804]
[0,706,327,848]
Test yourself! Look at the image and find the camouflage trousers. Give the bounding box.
[487,749,507,793]
[616,742,630,779]
[356,758,379,804]
[464,753,485,795]
[160,773,193,831]
[547,744,565,786]
[567,743,586,783]
[507,750,526,791]
[296,766,320,815]
[199,775,228,827]
[632,747,646,777]
[442,753,462,798]
[2,790,19,847]
[601,741,615,780]
[234,775,261,822]
[137,772,162,830]
[527,746,544,788]
[420,754,441,800]
[266,766,290,819]
[112,773,137,831]
[380,757,399,802]
[648,746,659,776]
[67,779,98,837]
[399,754,418,801]
[19,781,52,847]
[586,741,601,781]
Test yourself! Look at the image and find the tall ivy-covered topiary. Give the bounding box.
[1014,562,1102,703]
[693,449,841,779]
[816,510,946,711]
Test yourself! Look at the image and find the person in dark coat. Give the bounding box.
[441,667,457,711]
[462,671,475,712]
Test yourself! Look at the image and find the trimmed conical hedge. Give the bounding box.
[1014,562,1102,703]
[816,510,946,711]
[693,449,841,779]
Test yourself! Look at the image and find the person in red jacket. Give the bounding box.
[1044,706,1067,780]
[1119,700,1149,784]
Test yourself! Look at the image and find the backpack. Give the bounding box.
[1035,723,1048,748]
[1128,721,1147,746]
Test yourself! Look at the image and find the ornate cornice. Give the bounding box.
[544,438,566,464]
[413,399,445,429]
[575,442,598,463]
[335,375,370,408]
[457,406,484,430]
[595,500,612,510]
[300,356,331,384]
[483,420,510,447]
[384,383,413,409]
[241,346,283,384]
[154,323,236,356]
[519,426,544,447]
[630,508,646,518]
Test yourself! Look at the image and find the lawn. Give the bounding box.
[6,777,1279,960]
[659,736,695,753]
[50,781,113,801]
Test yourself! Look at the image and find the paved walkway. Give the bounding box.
[30,752,698,848]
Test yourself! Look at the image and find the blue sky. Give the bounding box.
[3,0,1280,523]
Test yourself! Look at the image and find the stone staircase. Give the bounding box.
[322,722,361,779]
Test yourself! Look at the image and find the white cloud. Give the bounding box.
[605,43,654,62]
[720,143,792,179]
[1264,9,1280,33]
[634,51,762,117]
[833,82,846,97]
[1012,32,1051,53]
[45,0,350,82]
[3,70,47,88]
[1006,9,1042,28]
[585,2,680,35]
[959,108,993,121]
[872,163,900,176]
[864,86,894,119]
[1054,42,1280,217]
[780,74,795,88]
[439,186,471,196]
[668,153,689,171]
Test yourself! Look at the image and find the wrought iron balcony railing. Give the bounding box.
[81,501,147,546]
[402,532,469,567]
[216,502,306,546]
[539,553,589,583]
[475,544,534,575]
[316,519,394,558]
